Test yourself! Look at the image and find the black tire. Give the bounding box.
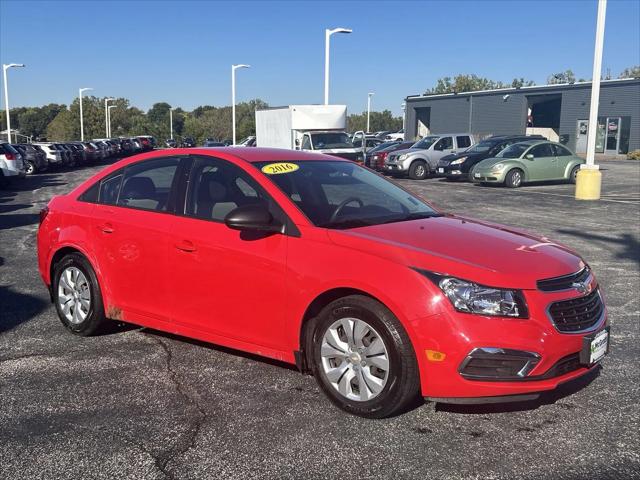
[52,253,107,336]
[308,295,420,418]
[25,160,36,175]
[408,160,428,180]
[569,165,580,184]
[504,168,524,188]
[0,170,7,188]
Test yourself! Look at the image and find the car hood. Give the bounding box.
[389,147,425,156]
[327,215,583,289]
[473,157,506,169]
[440,152,485,163]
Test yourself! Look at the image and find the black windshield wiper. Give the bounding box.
[380,212,443,225]
[319,218,374,229]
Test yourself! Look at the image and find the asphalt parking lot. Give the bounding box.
[1,159,639,480]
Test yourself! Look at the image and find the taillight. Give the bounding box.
[39,206,49,225]
[141,138,149,145]
[380,152,389,160]
[5,152,15,160]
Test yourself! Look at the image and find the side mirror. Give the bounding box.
[224,204,282,233]
[525,153,534,160]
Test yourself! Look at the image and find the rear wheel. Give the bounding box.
[25,161,36,175]
[409,160,428,180]
[52,253,106,336]
[504,168,524,188]
[309,295,420,418]
[570,165,580,184]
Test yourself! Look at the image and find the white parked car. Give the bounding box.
[384,129,405,142]
[33,142,65,167]
[0,142,26,185]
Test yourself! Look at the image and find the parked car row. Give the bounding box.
[164,136,256,148]
[365,133,585,188]
[1,136,156,186]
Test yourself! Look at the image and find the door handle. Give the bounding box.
[98,223,114,234]
[175,240,196,252]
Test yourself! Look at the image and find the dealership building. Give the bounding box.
[404,78,640,155]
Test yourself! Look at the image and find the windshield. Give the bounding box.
[497,143,529,158]
[466,140,497,154]
[310,132,353,149]
[412,136,439,150]
[370,141,398,153]
[254,160,439,229]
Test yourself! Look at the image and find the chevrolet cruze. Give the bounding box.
[37,148,609,418]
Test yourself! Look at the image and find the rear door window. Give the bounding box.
[118,157,180,212]
[456,136,471,149]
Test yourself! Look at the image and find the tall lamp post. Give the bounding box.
[575,0,607,201]
[324,27,352,105]
[104,97,114,137]
[108,105,117,137]
[2,63,26,142]
[231,64,250,146]
[366,92,374,133]
[169,107,175,140]
[79,87,93,141]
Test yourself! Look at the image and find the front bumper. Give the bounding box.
[471,169,507,183]
[383,162,407,173]
[414,287,608,401]
[436,164,469,178]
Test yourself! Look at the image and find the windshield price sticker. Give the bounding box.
[261,163,300,175]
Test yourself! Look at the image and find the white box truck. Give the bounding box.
[255,105,365,162]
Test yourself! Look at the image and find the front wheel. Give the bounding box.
[309,295,420,418]
[504,168,524,188]
[408,160,428,180]
[52,253,107,336]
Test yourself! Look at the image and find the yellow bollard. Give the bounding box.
[575,168,602,200]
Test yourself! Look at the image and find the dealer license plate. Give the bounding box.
[474,172,481,178]
[438,168,445,173]
[580,328,609,366]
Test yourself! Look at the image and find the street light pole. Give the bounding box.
[79,87,93,141]
[231,64,250,146]
[401,102,406,131]
[104,97,114,137]
[576,0,607,201]
[2,63,26,142]
[108,105,116,137]
[366,92,374,133]
[169,107,174,140]
[324,27,352,105]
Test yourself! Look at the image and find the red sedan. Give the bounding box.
[37,147,609,418]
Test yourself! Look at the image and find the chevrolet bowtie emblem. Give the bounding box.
[572,281,591,294]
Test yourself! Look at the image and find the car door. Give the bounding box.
[90,156,185,324]
[430,136,454,168]
[168,156,288,349]
[551,144,575,179]
[525,144,556,181]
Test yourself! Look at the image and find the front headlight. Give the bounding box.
[450,157,466,165]
[415,270,528,318]
[398,154,408,161]
[491,163,505,172]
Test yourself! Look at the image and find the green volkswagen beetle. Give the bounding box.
[470,140,585,188]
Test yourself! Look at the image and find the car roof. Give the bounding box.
[195,147,348,163]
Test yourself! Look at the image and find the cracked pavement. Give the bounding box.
[1,158,639,479]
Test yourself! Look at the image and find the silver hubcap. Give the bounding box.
[512,171,522,186]
[320,317,390,402]
[58,267,91,324]
[415,164,425,177]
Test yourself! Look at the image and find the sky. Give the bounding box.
[1,0,639,116]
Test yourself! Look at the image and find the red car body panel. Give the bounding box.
[37,148,608,400]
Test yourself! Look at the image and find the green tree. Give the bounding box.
[347,110,402,133]
[511,78,536,88]
[46,109,75,141]
[547,69,576,84]
[619,65,640,79]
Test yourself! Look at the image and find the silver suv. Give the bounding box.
[384,133,474,179]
